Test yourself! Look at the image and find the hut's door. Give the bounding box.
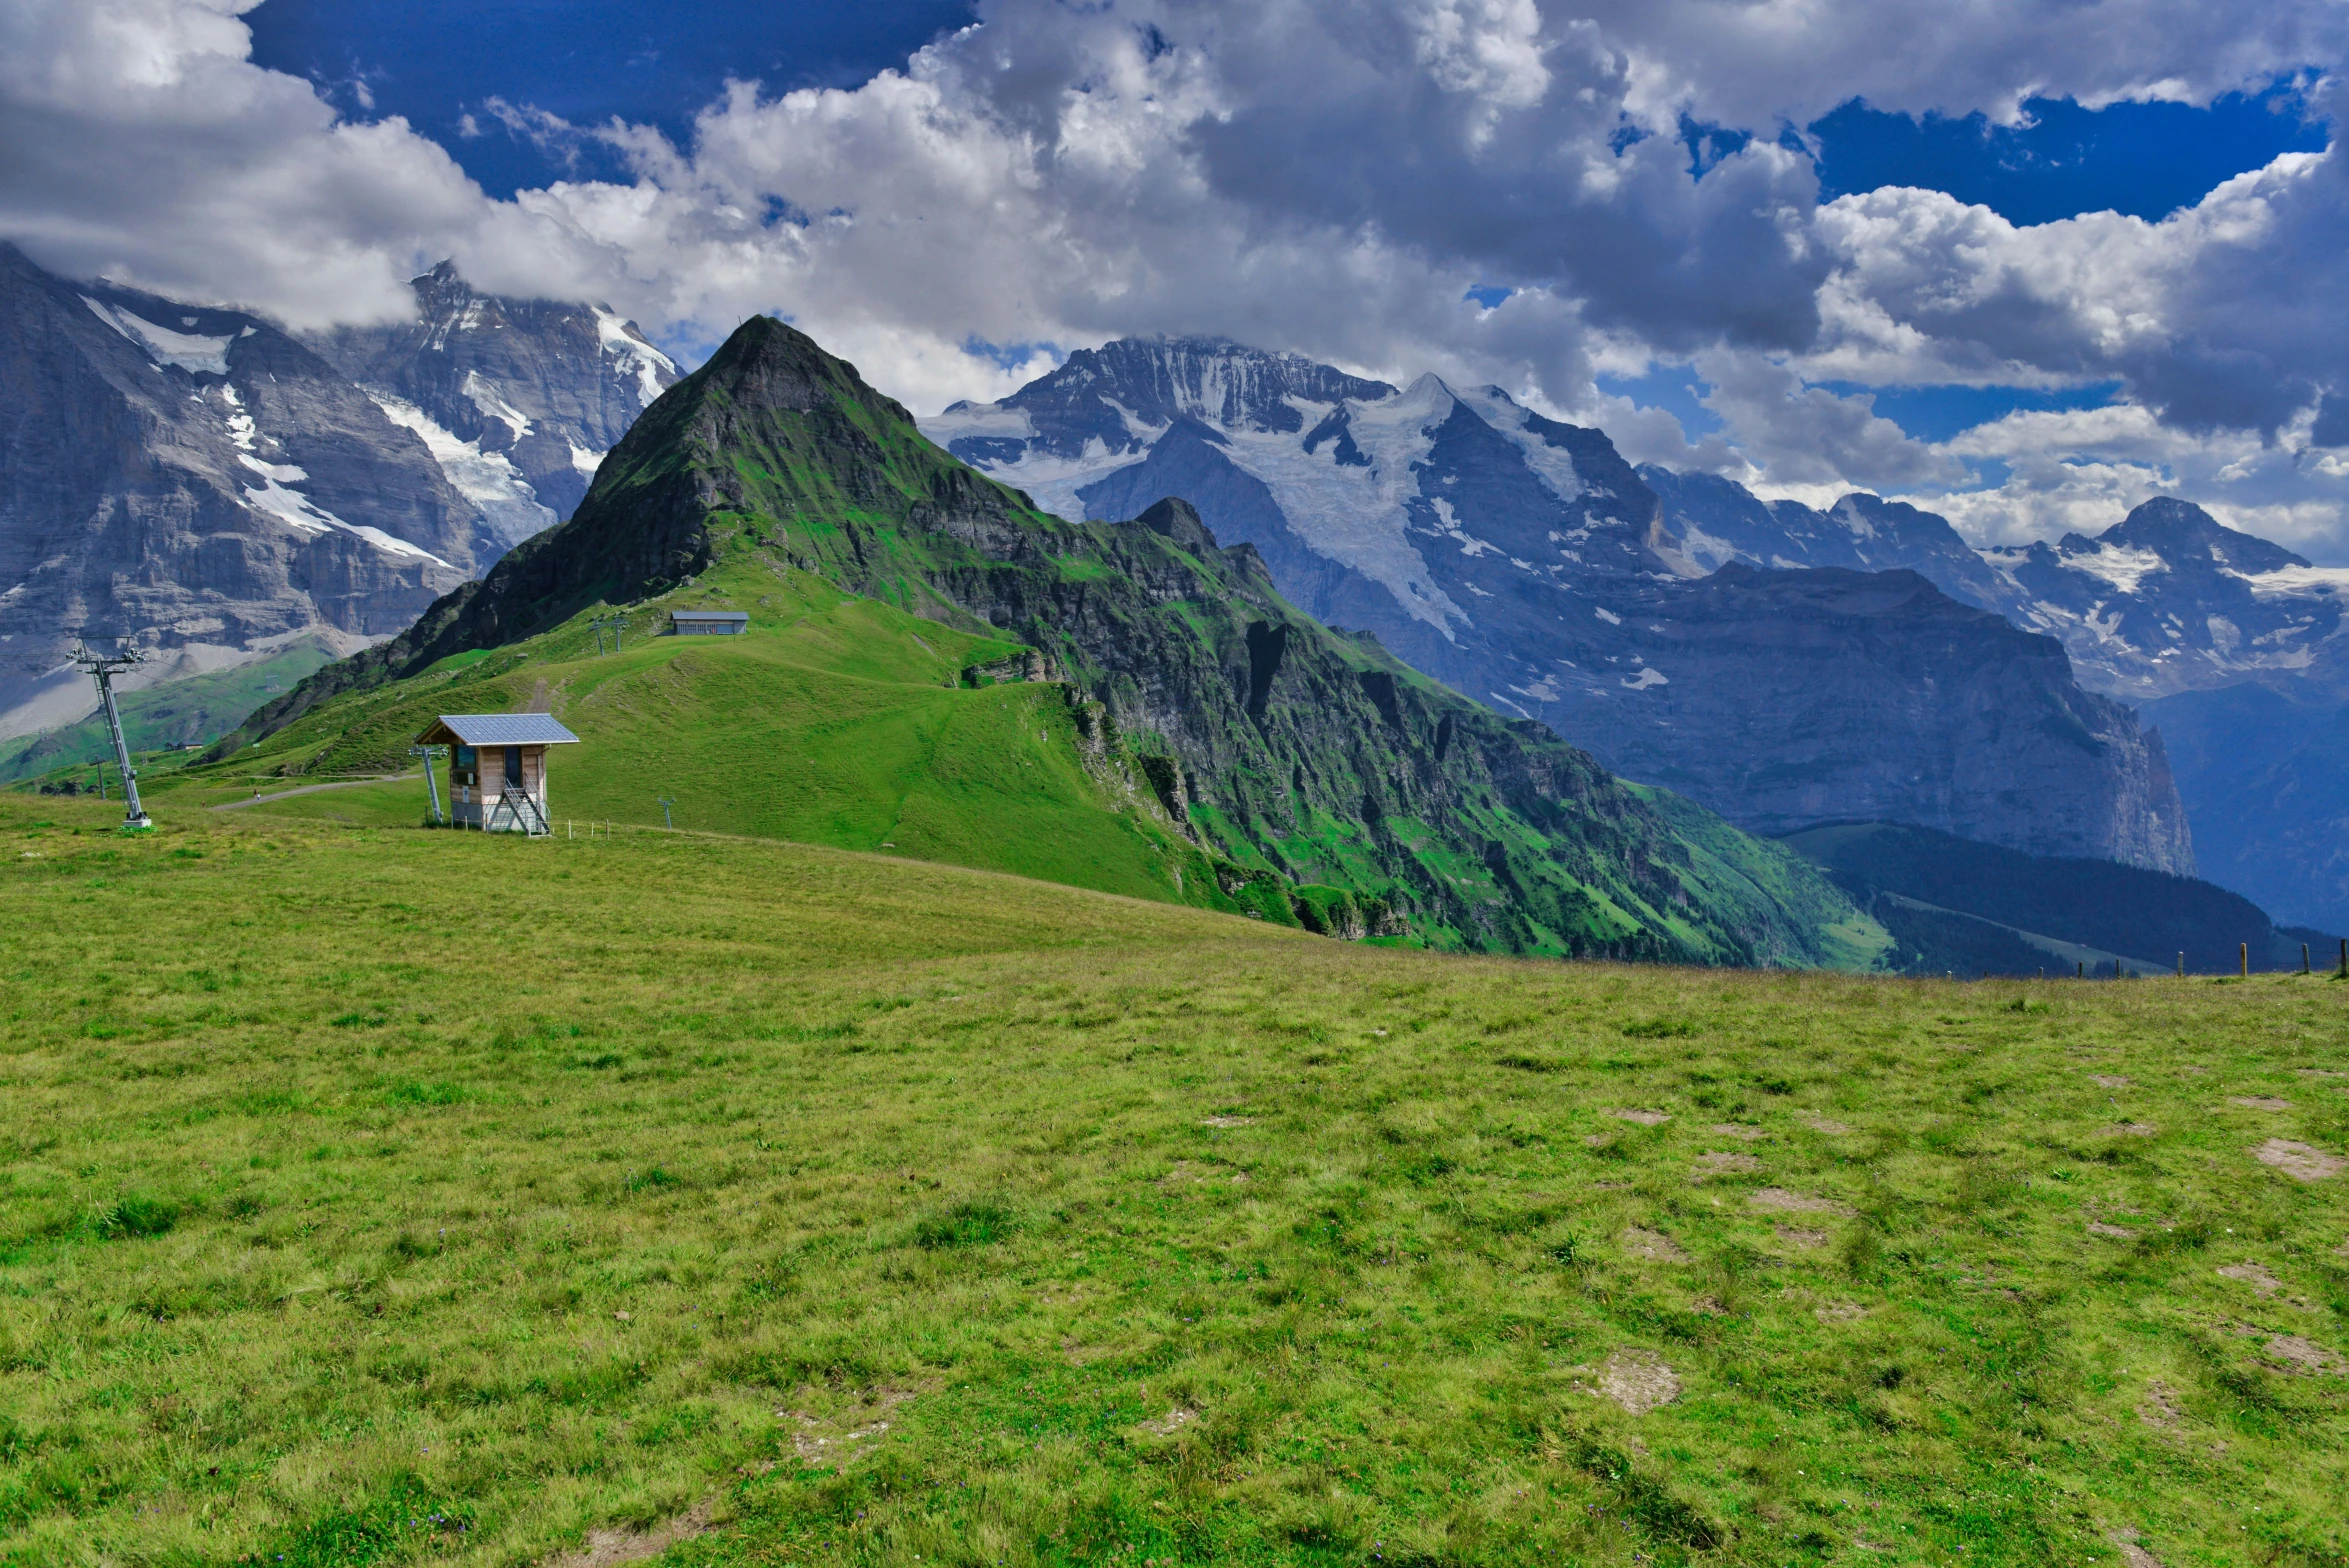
[504,747,523,790]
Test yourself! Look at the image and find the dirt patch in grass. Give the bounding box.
[1137,1407,1197,1436]
[1800,1114,1850,1134]
[2107,1529,2167,1568]
[548,1498,716,1568]
[2252,1138,2344,1181]
[1775,1225,1830,1249]
[1621,1226,1690,1262]
[1693,1151,1761,1177]
[2264,1335,2342,1374]
[2088,1222,2136,1238]
[1813,1300,1869,1323]
[1595,1348,1680,1414]
[2097,1122,2157,1138]
[2138,1381,2184,1429]
[2091,1074,2132,1089]
[782,1384,922,1466]
[1608,1108,1671,1126]
[2217,1262,2282,1296]
[2230,1096,2293,1112]
[1708,1123,1765,1141]
[1199,1115,1254,1128]
[1748,1187,1852,1216]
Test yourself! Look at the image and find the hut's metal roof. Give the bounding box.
[670,609,749,622]
[416,714,581,747]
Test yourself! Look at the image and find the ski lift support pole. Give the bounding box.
[73,639,151,830]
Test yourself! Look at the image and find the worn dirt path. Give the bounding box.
[209,773,417,810]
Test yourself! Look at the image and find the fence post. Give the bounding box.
[2177,951,2184,978]
[2240,942,2249,979]
[2304,943,2312,975]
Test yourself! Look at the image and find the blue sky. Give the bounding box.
[249,1,980,200]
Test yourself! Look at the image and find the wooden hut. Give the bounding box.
[415,714,579,834]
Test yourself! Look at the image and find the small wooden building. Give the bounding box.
[670,610,749,636]
[415,714,580,834]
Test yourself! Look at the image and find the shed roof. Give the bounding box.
[416,714,581,747]
[670,609,749,622]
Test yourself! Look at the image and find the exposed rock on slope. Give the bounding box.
[302,262,678,552]
[0,243,470,737]
[930,337,2192,873]
[1535,566,2194,871]
[0,246,674,741]
[229,316,1881,966]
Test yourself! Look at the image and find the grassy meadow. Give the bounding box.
[1,793,2346,1567]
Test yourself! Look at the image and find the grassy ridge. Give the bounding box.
[2,796,2344,1566]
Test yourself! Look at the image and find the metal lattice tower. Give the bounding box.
[71,639,152,830]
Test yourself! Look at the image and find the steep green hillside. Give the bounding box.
[205,315,1884,967]
[3,796,2344,1567]
[1782,821,2334,976]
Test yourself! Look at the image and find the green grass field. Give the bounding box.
[2,795,2345,1567]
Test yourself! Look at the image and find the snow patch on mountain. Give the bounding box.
[1213,373,1469,635]
[461,371,533,440]
[1455,385,1586,505]
[2239,565,2349,599]
[83,296,238,374]
[371,391,557,549]
[595,306,677,406]
[2062,542,2169,595]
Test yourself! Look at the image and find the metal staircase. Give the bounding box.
[486,786,552,837]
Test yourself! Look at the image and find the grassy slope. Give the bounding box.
[0,642,341,786]
[154,560,1266,919]
[2,797,2344,1567]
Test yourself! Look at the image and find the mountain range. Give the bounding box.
[926,339,2196,875]
[11,254,2345,936]
[0,245,674,743]
[208,315,1886,968]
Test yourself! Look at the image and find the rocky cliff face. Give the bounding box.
[0,243,473,737]
[1535,566,2194,869]
[301,262,677,557]
[929,337,2194,874]
[231,317,1879,967]
[0,247,675,741]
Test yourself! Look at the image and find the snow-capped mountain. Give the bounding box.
[0,246,674,739]
[929,337,2195,873]
[303,262,677,559]
[1644,476,2349,701]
